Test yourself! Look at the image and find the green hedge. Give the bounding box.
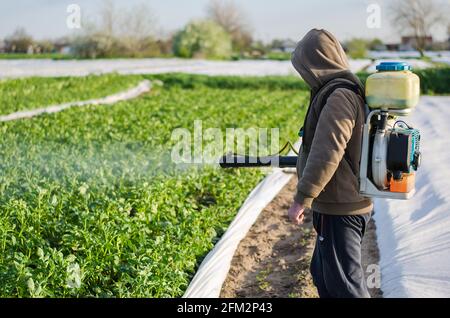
[357,67,450,95]
[414,67,450,95]
[147,68,449,95]
[144,73,309,91]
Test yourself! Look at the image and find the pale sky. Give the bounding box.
[0,0,448,43]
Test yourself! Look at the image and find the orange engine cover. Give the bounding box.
[390,173,415,193]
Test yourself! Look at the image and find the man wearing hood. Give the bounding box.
[287,29,373,298]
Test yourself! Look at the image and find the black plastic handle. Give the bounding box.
[219,155,297,168]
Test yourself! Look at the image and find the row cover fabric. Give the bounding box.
[0,58,372,79]
[374,96,450,297]
[0,80,151,122]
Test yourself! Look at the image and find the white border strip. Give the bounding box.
[0,80,152,122]
[183,145,299,298]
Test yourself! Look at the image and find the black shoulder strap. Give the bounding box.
[301,82,364,146]
[300,82,365,176]
[318,82,363,117]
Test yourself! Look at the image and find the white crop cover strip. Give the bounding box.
[367,51,450,68]
[0,58,371,79]
[0,80,151,122]
[183,145,299,298]
[374,96,450,298]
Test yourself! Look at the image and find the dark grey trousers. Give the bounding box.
[310,211,372,298]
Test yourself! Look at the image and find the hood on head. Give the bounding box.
[291,29,352,92]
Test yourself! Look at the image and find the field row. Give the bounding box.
[0,74,143,115]
[0,75,308,297]
[1,66,447,119]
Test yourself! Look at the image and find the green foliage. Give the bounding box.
[355,71,370,86]
[414,67,450,95]
[265,51,292,61]
[346,38,369,59]
[173,20,232,59]
[368,38,383,50]
[144,73,308,91]
[0,74,143,115]
[357,67,450,95]
[0,53,70,60]
[0,74,309,297]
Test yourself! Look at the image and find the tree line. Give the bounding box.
[1,0,448,60]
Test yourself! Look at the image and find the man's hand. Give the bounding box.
[288,202,305,225]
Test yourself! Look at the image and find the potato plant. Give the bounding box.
[0,75,308,297]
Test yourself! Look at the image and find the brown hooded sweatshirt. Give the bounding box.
[292,29,373,215]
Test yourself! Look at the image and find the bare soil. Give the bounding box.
[220,176,382,298]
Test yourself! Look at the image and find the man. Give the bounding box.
[287,29,373,298]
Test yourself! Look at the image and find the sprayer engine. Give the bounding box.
[359,109,421,199]
[359,61,422,199]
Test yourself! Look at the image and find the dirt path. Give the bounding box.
[220,176,382,298]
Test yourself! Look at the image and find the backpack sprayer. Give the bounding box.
[220,62,422,200]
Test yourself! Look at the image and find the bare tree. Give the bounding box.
[116,3,157,55]
[206,0,253,52]
[4,28,34,53]
[73,0,159,58]
[119,3,156,39]
[97,0,156,39]
[98,0,117,37]
[390,0,447,56]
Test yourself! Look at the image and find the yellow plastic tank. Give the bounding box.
[366,62,420,110]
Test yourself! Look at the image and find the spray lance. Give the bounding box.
[219,141,298,169]
[220,62,422,200]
